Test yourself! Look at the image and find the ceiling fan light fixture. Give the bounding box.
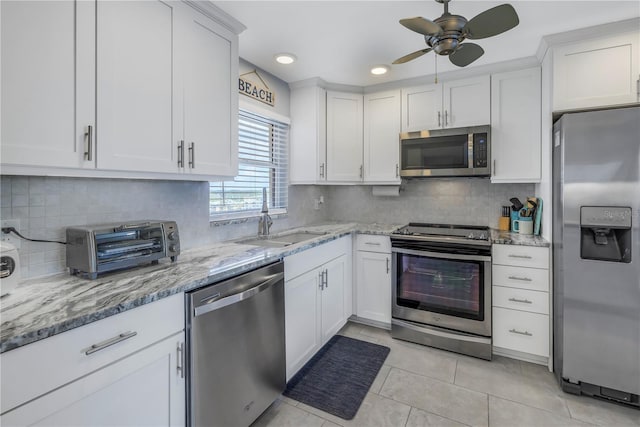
[370,65,390,75]
[274,53,297,65]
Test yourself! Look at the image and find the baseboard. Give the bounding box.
[493,346,549,367]
[348,316,391,331]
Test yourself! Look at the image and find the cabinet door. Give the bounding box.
[401,84,442,131]
[553,32,640,111]
[321,255,347,343]
[96,0,177,173]
[491,67,542,183]
[363,91,401,183]
[326,91,363,182]
[182,7,238,177]
[356,251,391,324]
[1,334,185,427]
[443,76,490,128]
[0,0,94,169]
[290,86,327,184]
[285,269,321,381]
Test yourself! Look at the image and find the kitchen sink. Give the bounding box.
[237,231,327,248]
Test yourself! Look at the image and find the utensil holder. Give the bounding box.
[498,216,510,231]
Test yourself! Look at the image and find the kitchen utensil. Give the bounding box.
[509,197,524,211]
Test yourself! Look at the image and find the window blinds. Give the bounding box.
[210,110,289,218]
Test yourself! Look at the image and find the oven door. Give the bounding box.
[392,246,492,337]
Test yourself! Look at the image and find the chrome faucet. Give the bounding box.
[258,188,273,236]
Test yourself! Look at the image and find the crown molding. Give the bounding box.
[185,1,246,35]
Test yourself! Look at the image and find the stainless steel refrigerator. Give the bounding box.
[553,106,639,407]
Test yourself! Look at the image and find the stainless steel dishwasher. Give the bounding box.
[186,261,285,427]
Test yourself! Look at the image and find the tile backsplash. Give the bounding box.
[1,175,533,279]
[0,176,328,279]
[325,178,535,228]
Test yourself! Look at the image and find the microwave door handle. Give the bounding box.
[391,247,491,262]
[468,134,474,168]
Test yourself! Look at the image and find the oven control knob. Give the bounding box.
[169,244,178,253]
[168,232,177,241]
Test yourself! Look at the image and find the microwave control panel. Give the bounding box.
[473,133,488,168]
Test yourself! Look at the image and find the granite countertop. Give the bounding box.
[0,222,400,353]
[0,221,548,354]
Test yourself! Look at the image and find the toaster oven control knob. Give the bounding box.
[168,232,177,241]
[169,244,178,253]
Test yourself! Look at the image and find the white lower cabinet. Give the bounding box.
[284,236,352,381]
[492,244,551,365]
[355,235,391,325]
[0,294,185,426]
[1,333,185,427]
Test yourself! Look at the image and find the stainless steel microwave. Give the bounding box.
[399,125,491,178]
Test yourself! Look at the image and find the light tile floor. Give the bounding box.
[252,322,640,427]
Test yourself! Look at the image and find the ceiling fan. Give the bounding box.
[393,0,519,67]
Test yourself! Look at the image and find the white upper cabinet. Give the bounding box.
[363,90,402,183]
[289,86,327,184]
[96,0,176,173]
[553,31,640,112]
[443,76,491,128]
[491,67,542,183]
[1,0,94,169]
[401,84,442,131]
[326,91,364,182]
[401,76,490,132]
[180,6,238,177]
[1,0,240,180]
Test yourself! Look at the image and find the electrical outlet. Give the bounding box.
[1,219,21,249]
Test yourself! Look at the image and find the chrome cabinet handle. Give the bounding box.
[508,254,532,259]
[176,342,185,378]
[320,163,325,178]
[508,297,532,304]
[386,258,390,274]
[493,159,496,175]
[438,111,441,127]
[396,164,399,177]
[445,110,449,126]
[178,140,185,168]
[509,328,532,337]
[360,165,363,178]
[319,270,324,290]
[324,269,328,289]
[84,331,137,355]
[365,242,381,246]
[188,142,195,168]
[84,125,93,161]
[508,276,532,282]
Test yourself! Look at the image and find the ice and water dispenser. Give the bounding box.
[580,207,632,263]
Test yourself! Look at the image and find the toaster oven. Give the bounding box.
[66,221,180,279]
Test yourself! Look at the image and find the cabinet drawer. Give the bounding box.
[492,307,549,357]
[0,293,184,413]
[492,265,549,292]
[356,234,391,253]
[285,235,351,281]
[492,244,549,269]
[492,286,549,314]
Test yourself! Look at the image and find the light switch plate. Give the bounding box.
[1,219,21,249]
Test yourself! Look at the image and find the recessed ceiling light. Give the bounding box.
[275,53,297,65]
[370,65,389,76]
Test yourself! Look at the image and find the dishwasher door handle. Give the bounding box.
[194,272,284,317]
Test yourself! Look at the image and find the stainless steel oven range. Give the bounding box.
[391,223,492,360]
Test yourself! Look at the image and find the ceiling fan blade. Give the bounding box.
[463,4,519,39]
[399,17,442,36]
[449,43,484,67]
[392,48,433,65]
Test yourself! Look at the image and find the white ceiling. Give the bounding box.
[214,0,639,87]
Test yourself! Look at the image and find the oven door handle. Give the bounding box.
[391,247,491,262]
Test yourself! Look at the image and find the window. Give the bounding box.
[209,110,288,219]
